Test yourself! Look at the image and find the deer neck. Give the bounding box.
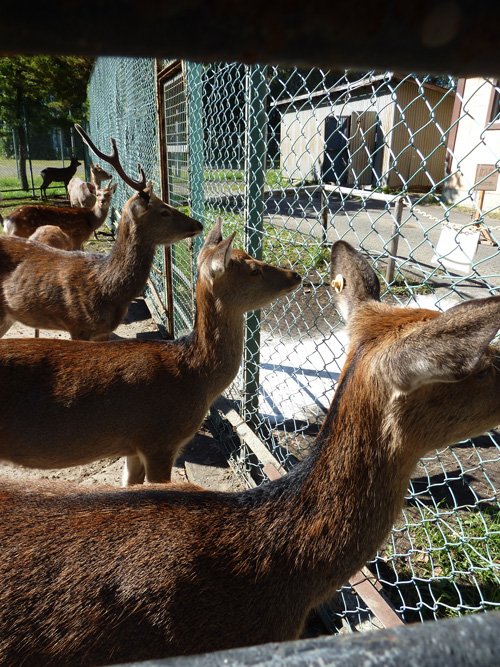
[251,354,414,604]
[100,215,155,302]
[187,282,245,396]
[90,202,110,228]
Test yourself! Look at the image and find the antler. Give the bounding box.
[74,124,147,192]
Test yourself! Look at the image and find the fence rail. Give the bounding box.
[87,58,500,632]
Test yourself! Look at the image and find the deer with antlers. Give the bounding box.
[0,219,301,485]
[0,128,203,341]
[0,241,498,665]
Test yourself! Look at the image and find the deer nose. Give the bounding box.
[291,271,302,283]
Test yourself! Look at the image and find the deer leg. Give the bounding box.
[122,455,146,486]
[143,451,177,485]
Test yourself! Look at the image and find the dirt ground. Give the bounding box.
[0,297,247,492]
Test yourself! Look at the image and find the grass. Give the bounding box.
[383,504,500,619]
[385,272,435,297]
[0,160,86,202]
[201,207,329,277]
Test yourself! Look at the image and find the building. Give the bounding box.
[278,72,455,191]
[444,77,500,211]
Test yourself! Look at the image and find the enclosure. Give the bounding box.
[83,58,500,633]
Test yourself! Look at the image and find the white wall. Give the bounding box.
[444,78,500,211]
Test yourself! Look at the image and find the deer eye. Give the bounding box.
[249,264,260,276]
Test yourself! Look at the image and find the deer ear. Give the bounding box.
[109,182,117,194]
[330,241,380,322]
[203,232,236,280]
[202,218,223,249]
[388,296,500,393]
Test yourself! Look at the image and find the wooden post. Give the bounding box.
[473,164,498,246]
[320,186,329,245]
[385,196,404,283]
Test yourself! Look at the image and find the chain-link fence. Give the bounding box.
[87,59,500,631]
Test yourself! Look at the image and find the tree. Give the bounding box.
[0,56,93,190]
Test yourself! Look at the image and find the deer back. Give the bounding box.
[0,242,499,664]
[29,225,73,250]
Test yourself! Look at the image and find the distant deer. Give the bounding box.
[0,219,301,485]
[68,163,112,208]
[0,132,203,341]
[0,240,498,665]
[3,182,117,250]
[39,156,81,199]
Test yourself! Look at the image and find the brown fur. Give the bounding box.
[0,220,301,484]
[3,182,117,250]
[68,163,112,207]
[29,225,73,250]
[0,241,498,665]
[0,185,203,341]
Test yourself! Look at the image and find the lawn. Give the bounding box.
[0,157,86,201]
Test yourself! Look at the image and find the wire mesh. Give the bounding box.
[87,60,500,629]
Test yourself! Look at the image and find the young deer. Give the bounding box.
[2,181,117,250]
[0,220,301,486]
[68,163,112,208]
[0,241,498,666]
[40,156,81,199]
[0,178,202,341]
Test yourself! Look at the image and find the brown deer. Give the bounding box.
[0,178,202,341]
[68,163,112,208]
[0,241,498,666]
[29,225,73,250]
[2,181,117,250]
[39,156,81,199]
[0,219,301,486]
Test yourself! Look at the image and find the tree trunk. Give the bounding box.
[15,84,29,192]
[16,123,29,192]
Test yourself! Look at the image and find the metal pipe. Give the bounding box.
[243,64,267,431]
[115,611,500,667]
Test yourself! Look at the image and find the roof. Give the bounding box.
[272,72,452,108]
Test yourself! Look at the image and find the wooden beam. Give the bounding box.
[1,2,499,77]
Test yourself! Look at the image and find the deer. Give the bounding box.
[39,156,81,199]
[2,181,117,250]
[0,241,498,666]
[28,225,73,250]
[0,179,202,342]
[0,219,301,485]
[68,163,112,208]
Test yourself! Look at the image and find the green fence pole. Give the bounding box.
[243,64,268,430]
[186,62,205,280]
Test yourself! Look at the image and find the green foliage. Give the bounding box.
[0,56,93,165]
[0,56,93,129]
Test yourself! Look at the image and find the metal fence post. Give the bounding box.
[185,62,205,280]
[243,64,268,430]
